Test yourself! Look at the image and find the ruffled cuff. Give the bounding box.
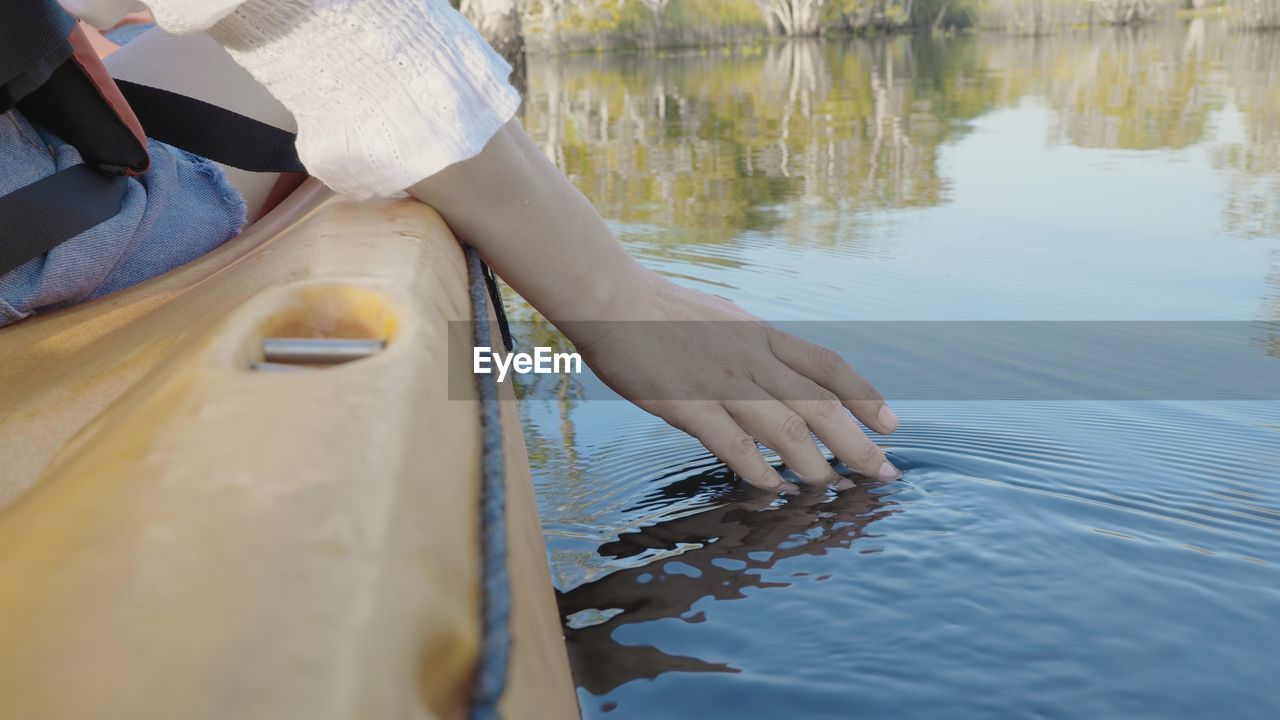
[210,0,521,200]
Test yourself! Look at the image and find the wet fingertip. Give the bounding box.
[778,482,801,496]
[877,460,902,481]
[877,405,899,434]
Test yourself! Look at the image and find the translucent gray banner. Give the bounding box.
[448,321,1280,401]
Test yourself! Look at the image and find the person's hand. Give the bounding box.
[567,276,901,494]
[408,121,899,493]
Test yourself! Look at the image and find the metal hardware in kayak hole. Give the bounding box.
[254,338,385,369]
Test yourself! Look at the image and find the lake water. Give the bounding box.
[516,22,1280,719]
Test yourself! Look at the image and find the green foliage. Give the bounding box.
[521,0,1172,42]
[668,0,765,28]
[521,0,764,37]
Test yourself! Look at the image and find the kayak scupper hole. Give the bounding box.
[250,285,397,372]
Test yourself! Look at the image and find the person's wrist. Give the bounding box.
[599,263,664,319]
[547,260,663,351]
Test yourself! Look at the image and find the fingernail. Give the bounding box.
[877,461,901,481]
[777,482,800,496]
[833,478,855,491]
[877,405,899,434]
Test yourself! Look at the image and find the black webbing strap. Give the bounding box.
[116,80,306,174]
[0,79,306,277]
[0,165,128,277]
[480,260,514,353]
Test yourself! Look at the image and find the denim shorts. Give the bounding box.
[0,110,246,327]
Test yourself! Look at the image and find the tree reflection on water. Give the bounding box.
[516,20,1280,702]
[524,23,1280,249]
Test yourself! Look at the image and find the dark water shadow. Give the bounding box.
[557,475,899,694]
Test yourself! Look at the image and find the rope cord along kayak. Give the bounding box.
[465,245,512,720]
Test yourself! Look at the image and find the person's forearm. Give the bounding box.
[409,119,658,331]
[413,119,898,491]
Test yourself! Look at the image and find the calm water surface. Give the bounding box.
[516,22,1280,719]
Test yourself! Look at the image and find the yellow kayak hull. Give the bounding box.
[0,181,577,719]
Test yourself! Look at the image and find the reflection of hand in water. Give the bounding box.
[557,475,899,695]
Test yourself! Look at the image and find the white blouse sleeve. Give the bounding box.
[66,0,521,200]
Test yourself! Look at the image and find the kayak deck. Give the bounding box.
[0,180,577,719]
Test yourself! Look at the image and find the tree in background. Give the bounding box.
[1094,0,1156,24]
[756,0,829,35]
[639,0,673,27]
[834,1,963,33]
[460,0,526,92]
[461,0,526,66]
